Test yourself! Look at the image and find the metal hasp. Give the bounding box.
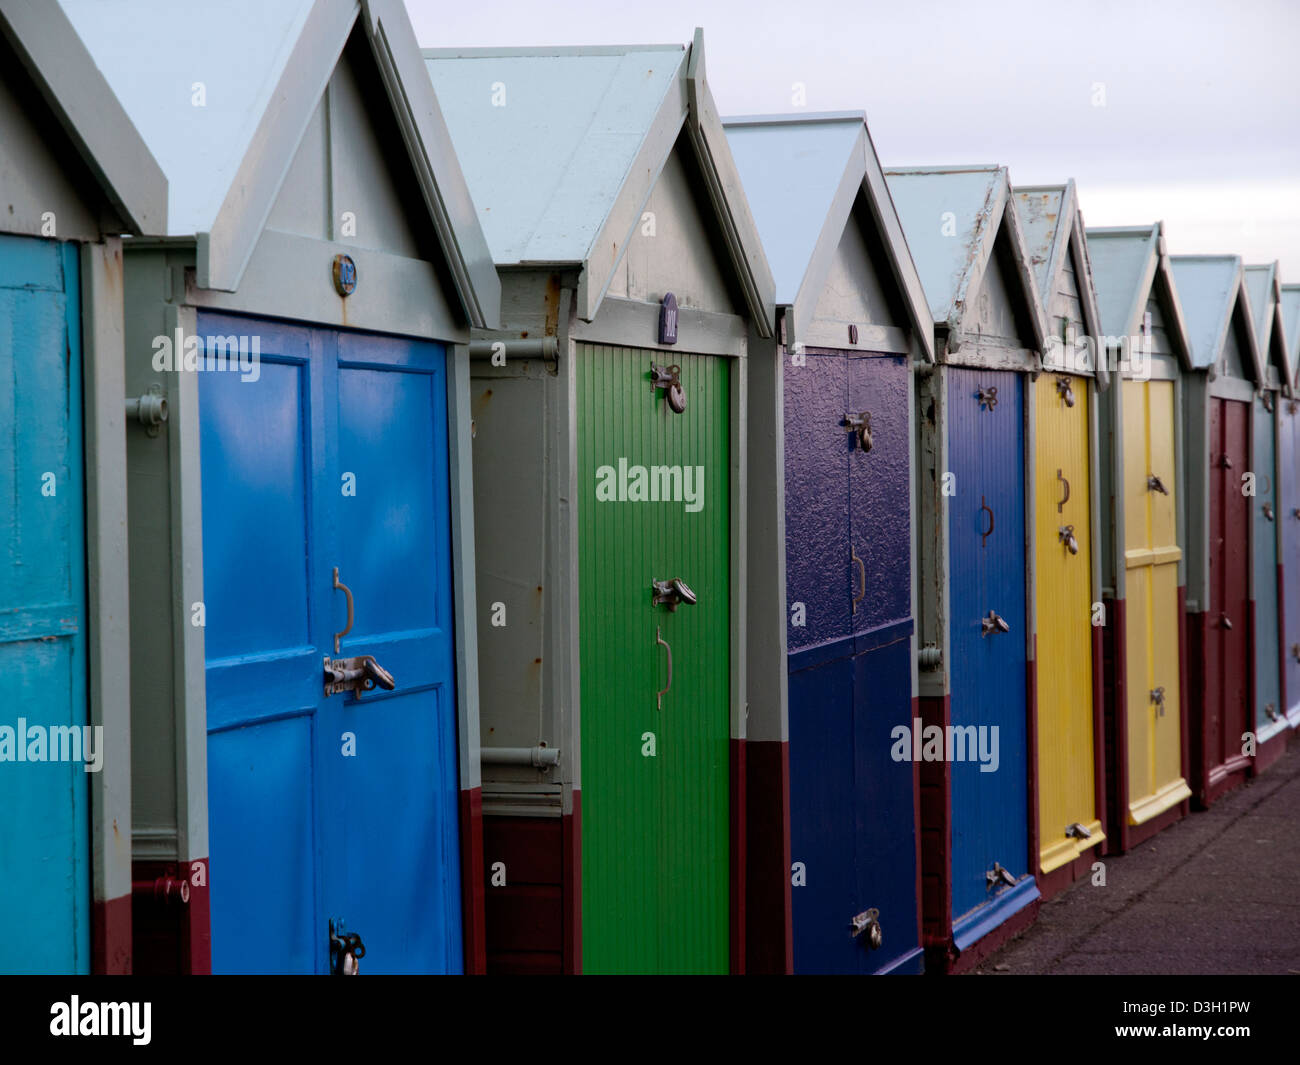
[125,384,168,436]
[1218,452,1233,469]
[323,655,396,699]
[1058,524,1079,555]
[986,862,1017,889]
[843,411,873,452]
[1065,822,1092,840]
[977,385,999,410]
[328,918,365,976]
[1055,376,1075,407]
[1150,686,1167,716]
[1265,704,1279,722]
[1262,391,1274,413]
[651,576,697,611]
[1218,613,1232,631]
[1264,504,1275,522]
[1147,473,1169,495]
[650,361,686,414]
[655,626,672,711]
[849,908,882,950]
[981,610,1010,637]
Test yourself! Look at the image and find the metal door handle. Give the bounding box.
[979,497,995,546]
[332,567,354,654]
[652,577,697,611]
[1059,525,1079,555]
[851,548,866,614]
[981,610,1010,636]
[1148,474,1168,495]
[655,626,672,711]
[1056,469,1070,512]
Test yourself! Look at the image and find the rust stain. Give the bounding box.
[472,387,493,418]
[544,274,561,336]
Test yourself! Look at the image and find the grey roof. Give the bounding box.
[722,112,933,360]
[1085,222,1194,370]
[424,30,775,332]
[1013,180,1107,384]
[60,0,500,326]
[0,0,166,234]
[883,165,1046,352]
[1244,262,1292,390]
[1170,254,1262,380]
[1280,284,1300,392]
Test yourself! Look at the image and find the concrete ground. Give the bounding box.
[976,742,1300,975]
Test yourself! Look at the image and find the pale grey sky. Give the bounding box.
[406,0,1300,278]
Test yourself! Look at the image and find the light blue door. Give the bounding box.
[200,312,462,974]
[1253,392,1282,737]
[0,235,89,973]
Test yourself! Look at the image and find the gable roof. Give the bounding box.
[1013,180,1108,385]
[425,29,775,334]
[721,111,933,361]
[1085,222,1194,372]
[1245,262,1293,392]
[0,0,166,234]
[1281,284,1300,393]
[1170,254,1263,382]
[61,0,499,326]
[883,165,1047,355]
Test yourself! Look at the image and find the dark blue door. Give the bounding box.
[785,350,920,974]
[0,236,89,973]
[200,312,462,974]
[946,367,1032,941]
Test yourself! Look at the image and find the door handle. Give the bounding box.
[652,577,697,611]
[979,496,995,546]
[851,548,866,614]
[981,610,1010,637]
[655,626,672,711]
[1059,524,1079,555]
[332,567,354,654]
[1056,469,1070,513]
[1147,474,1169,495]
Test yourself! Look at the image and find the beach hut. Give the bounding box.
[1170,255,1263,806]
[65,0,501,974]
[0,0,166,975]
[426,31,776,974]
[724,113,935,974]
[1087,223,1194,851]
[1013,182,1110,897]
[1279,283,1300,729]
[1244,263,1292,770]
[884,165,1047,972]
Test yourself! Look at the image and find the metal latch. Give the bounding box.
[1059,524,1079,555]
[843,411,873,452]
[1065,822,1092,840]
[324,655,396,698]
[1056,376,1075,407]
[1150,686,1166,715]
[977,385,999,410]
[650,362,686,414]
[981,610,1010,637]
[1264,503,1275,521]
[1265,704,1279,722]
[850,908,882,950]
[1147,474,1168,495]
[1262,392,1274,413]
[1219,612,1233,631]
[652,577,697,611]
[986,862,1016,889]
[1219,452,1233,469]
[329,918,365,976]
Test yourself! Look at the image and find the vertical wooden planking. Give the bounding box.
[1252,391,1282,735]
[1281,401,1300,721]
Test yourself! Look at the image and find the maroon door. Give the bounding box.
[1203,396,1252,800]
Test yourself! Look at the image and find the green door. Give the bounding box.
[577,343,731,973]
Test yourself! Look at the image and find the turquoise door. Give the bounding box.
[0,235,90,973]
[201,312,463,974]
[1253,392,1282,738]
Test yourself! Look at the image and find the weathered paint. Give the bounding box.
[784,350,920,974]
[576,343,731,974]
[1121,379,1191,823]
[200,313,463,974]
[0,236,89,974]
[1033,372,1103,871]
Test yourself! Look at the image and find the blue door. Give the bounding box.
[785,350,920,974]
[1252,393,1282,739]
[0,235,89,974]
[946,368,1034,945]
[200,312,462,974]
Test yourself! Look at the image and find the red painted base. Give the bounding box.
[92,892,132,974]
[744,738,792,974]
[1126,800,1189,851]
[1254,728,1291,775]
[481,815,564,974]
[926,897,1041,975]
[130,858,210,975]
[730,736,746,975]
[459,786,486,974]
[1035,847,1103,903]
[917,693,952,951]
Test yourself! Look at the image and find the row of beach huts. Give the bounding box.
[1,0,1296,974]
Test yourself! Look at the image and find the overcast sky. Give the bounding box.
[406,0,1300,278]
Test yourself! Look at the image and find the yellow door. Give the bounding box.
[1121,379,1192,822]
[1035,373,1103,872]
